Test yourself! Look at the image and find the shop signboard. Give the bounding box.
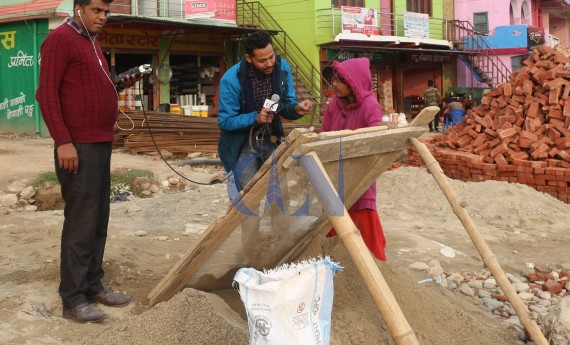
[527,26,545,50]
[340,6,379,35]
[185,0,237,24]
[407,53,451,63]
[325,49,384,63]
[403,11,429,38]
[99,29,160,49]
[98,29,225,53]
[0,21,44,135]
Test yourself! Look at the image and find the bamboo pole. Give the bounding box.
[297,151,420,345]
[409,138,548,345]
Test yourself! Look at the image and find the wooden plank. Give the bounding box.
[148,125,425,306]
[409,106,440,127]
[285,127,425,166]
[297,151,420,345]
[147,129,319,305]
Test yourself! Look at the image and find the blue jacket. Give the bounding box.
[217,56,302,172]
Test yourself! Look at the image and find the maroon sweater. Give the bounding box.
[36,23,118,146]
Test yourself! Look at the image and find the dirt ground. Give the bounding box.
[1,132,569,345]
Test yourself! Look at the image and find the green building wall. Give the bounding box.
[0,20,48,137]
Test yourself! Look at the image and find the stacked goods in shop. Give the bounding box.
[407,44,570,202]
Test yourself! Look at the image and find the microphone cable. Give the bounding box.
[77,13,135,131]
[78,13,222,186]
[135,81,227,186]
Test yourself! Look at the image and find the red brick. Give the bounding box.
[497,127,517,140]
[484,128,497,136]
[531,144,549,160]
[456,135,473,148]
[558,150,570,163]
[527,100,540,118]
[490,143,508,157]
[494,153,508,166]
[548,147,560,158]
[530,137,550,151]
[530,161,547,168]
[556,137,570,150]
[514,116,525,127]
[519,138,534,148]
[543,279,563,295]
[511,151,529,160]
[520,130,539,141]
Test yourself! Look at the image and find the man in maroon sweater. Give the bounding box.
[36,0,138,323]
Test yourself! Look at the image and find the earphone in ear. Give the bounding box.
[77,9,81,16]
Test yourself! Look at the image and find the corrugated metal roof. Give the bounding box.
[0,0,67,22]
[105,13,271,36]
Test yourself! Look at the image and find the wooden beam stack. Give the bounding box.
[439,44,570,168]
[114,112,222,155]
[114,111,318,155]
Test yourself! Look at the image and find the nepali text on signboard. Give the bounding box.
[403,11,429,39]
[340,6,379,36]
[185,0,236,24]
[527,26,545,50]
[407,53,451,63]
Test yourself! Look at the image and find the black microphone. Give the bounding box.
[114,64,153,86]
[263,94,280,112]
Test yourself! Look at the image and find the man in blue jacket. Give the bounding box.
[217,30,312,189]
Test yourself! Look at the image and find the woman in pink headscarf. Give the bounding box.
[321,57,386,261]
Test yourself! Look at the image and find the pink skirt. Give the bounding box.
[327,209,387,261]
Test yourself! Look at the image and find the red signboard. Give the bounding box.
[185,0,236,23]
[341,6,379,36]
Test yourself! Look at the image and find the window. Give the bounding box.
[406,0,432,16]
[473,12,489,35]
[332,0,364,7]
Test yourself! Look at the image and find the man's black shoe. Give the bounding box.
[63,303,108,323]
[88,288,133,307]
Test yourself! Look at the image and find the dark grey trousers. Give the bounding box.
[55,142,111,308]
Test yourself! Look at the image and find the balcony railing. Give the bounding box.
[316,8,448,41]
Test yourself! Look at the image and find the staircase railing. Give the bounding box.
[447,20,511,88]
[237,1,330,121]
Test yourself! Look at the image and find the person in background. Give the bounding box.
[445,100,466,130]
[423,79,441,132]
[447,100,465,118]
[36,0,139,324]
[217,30,312,188]
[320,57,387,261]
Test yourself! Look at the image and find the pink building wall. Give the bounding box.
[454,0,537,88]
[454,0,535,29]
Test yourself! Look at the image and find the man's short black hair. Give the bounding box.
[74,0,113,6]
[245,31,273,56]
[428,80,434,87]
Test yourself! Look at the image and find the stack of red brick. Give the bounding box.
[408,44,570,203]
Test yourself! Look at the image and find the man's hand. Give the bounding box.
[118,74,142,89]
[295,100,313,115]
[256,107,275,124]
[57,143,79,174]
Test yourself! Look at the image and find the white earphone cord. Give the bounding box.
[77,11,134,131]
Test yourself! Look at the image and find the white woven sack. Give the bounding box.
[233,256,342,345]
